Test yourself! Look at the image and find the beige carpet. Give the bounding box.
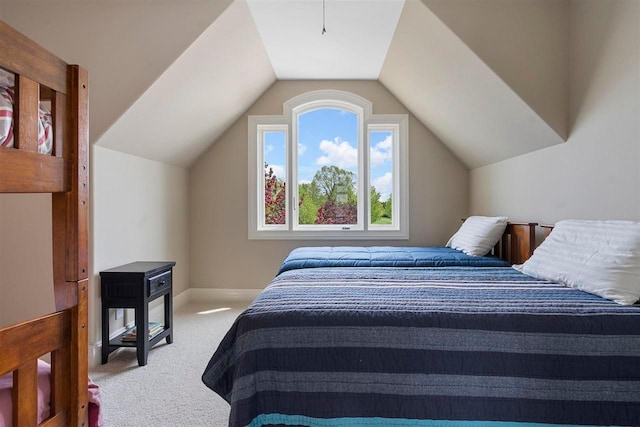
[90,302,247,427]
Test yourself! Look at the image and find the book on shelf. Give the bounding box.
[121,321,164,341]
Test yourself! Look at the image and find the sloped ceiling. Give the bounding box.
[422,0,569,141]
[0,0,569,169]
[379,0,566,168]
[95,0,275,166]
[0,0,235,145]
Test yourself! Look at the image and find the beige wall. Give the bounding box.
[0,124,190,360]
[0,194,54,327]
[189,80,469,290]
[470,0,640,223]
[92,146,189,348]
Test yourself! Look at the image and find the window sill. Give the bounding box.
[249,229,409,240]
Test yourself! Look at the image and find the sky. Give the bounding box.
[264,108,393,199]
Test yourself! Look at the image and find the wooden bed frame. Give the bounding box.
[495,222,537,264]
[0,21,89,427]
[540,224,555,239]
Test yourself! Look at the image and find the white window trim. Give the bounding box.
[248,89,409,240]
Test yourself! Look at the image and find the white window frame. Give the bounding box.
[292,99,365,232]
[367,121,406,231]
[257,123,288,232]
[248,89,408,240]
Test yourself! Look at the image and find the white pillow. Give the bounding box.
[446,216,508,256]
[514,220,640,305]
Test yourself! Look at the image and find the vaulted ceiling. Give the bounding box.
[0,0,568,169]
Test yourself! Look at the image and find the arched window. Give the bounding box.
[249,90,408,239]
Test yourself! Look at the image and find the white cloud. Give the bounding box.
[376,134,393,150]
[370,135,392,167]
[316,137,358,168]
[265,144,274,153]
[372,172,393,199]
[298,143,307,156]
[265,164,286,181]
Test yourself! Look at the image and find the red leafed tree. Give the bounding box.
[265,165,286,225]
[315,199,357,225]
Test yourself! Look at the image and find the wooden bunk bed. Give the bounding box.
[0,20,89,427]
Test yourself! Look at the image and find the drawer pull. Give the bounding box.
[157,281,166,287]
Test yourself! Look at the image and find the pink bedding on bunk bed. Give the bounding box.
[0,360,102,427]
[0,69,53,155]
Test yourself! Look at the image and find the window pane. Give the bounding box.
[264,131,286,225]
[369,130,393,225]
[297,108,358,225]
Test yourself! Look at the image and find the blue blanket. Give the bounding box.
[277,246,509,274]
[202,267,640,427]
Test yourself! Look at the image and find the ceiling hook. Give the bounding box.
[322,0,327,35]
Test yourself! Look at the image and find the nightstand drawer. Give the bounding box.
[148,271,171,297]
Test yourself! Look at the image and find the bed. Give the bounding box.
[278,221,537,275]
[0,20,93,427]
[203,221,640,427]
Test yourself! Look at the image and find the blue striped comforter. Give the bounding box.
[202,267,640,427]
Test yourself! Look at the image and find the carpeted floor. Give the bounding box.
[90,302,247,427]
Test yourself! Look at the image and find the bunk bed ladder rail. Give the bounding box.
[51,65,90,427]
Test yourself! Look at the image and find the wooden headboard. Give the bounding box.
[540,224,555,239]
[493,222,538,264]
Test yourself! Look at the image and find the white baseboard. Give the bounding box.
[174,288,192,310]
[89,287,260,368]
[90,324,131,369]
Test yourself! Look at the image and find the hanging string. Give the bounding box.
[322,0,327,35]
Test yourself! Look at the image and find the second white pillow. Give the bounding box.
[446,216,508,257]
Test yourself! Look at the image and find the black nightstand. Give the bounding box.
[100,261,176,366]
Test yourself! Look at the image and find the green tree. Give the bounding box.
[298,183,319,224]
[382,194,392,219]
[370,186,383,224]
[311,165,356,203]
[301,181,325,206]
